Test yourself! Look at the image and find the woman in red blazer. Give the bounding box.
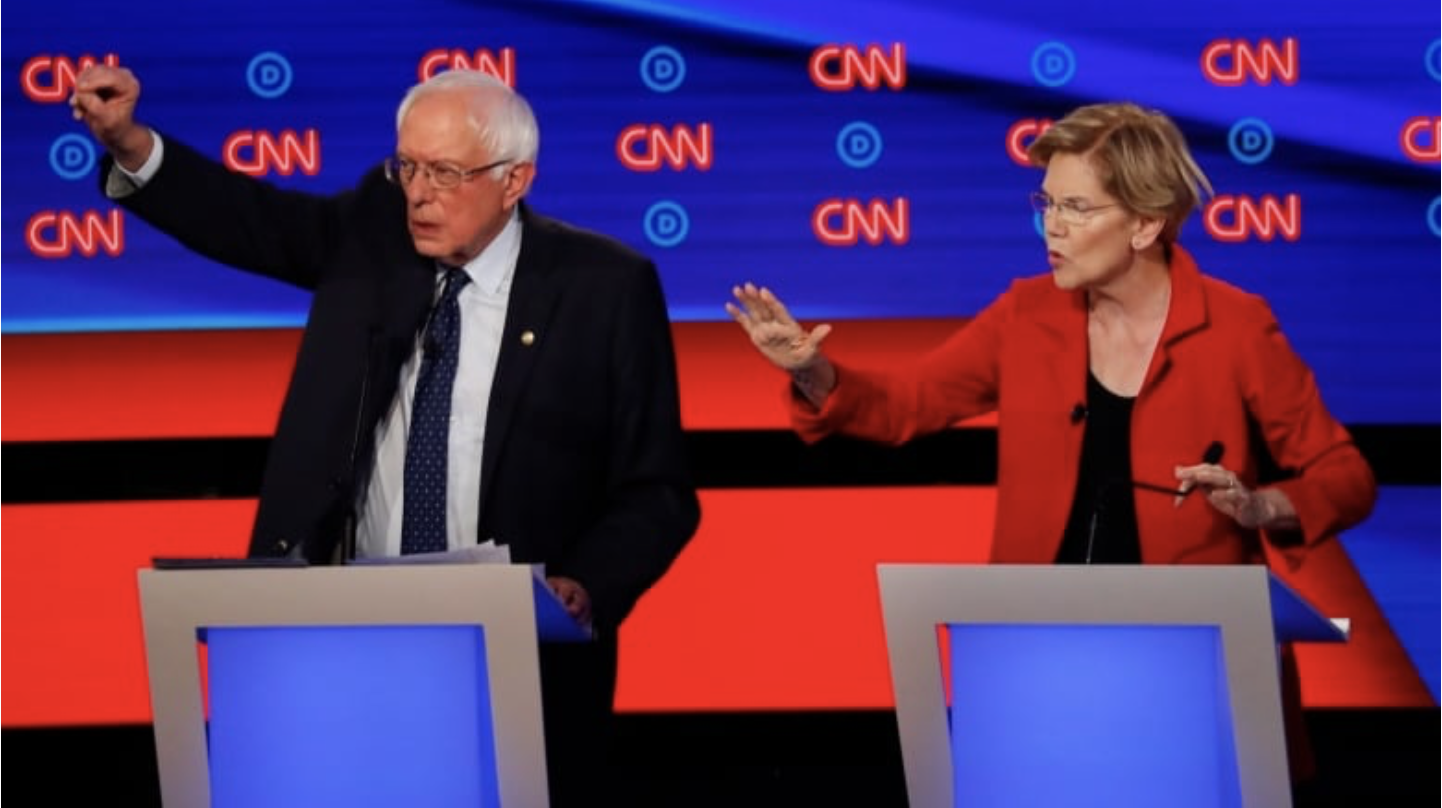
[728,101,1375,571]
[728,101,1377,783]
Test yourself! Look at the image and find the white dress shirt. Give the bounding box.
[356,210,521,557]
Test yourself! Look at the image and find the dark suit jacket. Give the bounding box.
[106,137,700,632]
[791,244,1375,569]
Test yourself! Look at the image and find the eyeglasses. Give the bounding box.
[1029,191,1123,226]
[384,156,512,190]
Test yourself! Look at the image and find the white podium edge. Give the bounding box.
[138,564,551,808]
[877,563,1346,808]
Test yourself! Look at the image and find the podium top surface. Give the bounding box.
[139,562,591,642]
[876,563,1346,644]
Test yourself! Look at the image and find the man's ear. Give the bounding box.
[502,162,536,209]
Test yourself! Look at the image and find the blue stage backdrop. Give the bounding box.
[4,0,1438,424]
[2,0,1439,727]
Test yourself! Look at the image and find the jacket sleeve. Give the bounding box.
[1239,297,1377,553]
[787,281,1019,445]
[555,260,701,631]
[102,134,359,291]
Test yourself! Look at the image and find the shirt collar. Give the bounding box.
[448,207,523,295]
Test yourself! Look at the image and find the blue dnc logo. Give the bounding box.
[1228,118,1274,165]
[247,51,293,99]
[836,121,883,169]
[50,133,96,180]
[640,46,686,93]
[643,201,690,248]
[1031,42,1076,88]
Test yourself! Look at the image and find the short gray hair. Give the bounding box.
[395,70,539,177]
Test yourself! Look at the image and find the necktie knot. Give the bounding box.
[439,268,470,300]
[422,270,470,358]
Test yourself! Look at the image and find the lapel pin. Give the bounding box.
[520,330,536,346]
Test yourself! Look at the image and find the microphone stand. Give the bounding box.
[1083,479,1123,565]
[340,327,381,564]
[1083,442,1228,564]
[1082,479,1173,564]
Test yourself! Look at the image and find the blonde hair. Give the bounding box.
[1028,102,1212,244]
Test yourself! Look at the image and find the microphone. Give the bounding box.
[1201,440,1225,465]
[421,301,443,356]
[1083,441,1226,563]
[339,326,383,563]
[1070,403,1087,424]
[1129,441,1226,497]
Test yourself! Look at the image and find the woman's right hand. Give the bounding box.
[726,283,837,406]
[726,282,832,372]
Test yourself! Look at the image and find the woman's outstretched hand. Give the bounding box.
[726,282,838,407]
[725,282,832,372]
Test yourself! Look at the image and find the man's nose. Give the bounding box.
[404,175,436,205]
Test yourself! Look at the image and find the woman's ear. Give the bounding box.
[1131,215,1165,251]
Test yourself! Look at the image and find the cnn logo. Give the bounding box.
[616,124,713,172]
[1201,38,1298,86]
[21,54,120,103]
[223,130,322,177]
[1204,195,1301,242]
[1400,117,1440,163]
[812,199,910,246]
[1005,119,1054,167]
[809,43,906,91]
[418,48,515,87]
[27,210,125,258]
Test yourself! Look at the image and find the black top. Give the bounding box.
[1055,371,1143,564]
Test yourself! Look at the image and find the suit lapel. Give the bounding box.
[479,205,561,516]
[375,250,439,397]
[1143,244,1209,393]
[1033,284,1089,414]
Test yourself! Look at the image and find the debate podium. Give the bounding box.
[138,563,589,808]
[877,564,1347,808]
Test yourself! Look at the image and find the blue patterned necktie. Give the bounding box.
[401,269,470,554]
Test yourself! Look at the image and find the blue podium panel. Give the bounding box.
[947,624,1242,808]
[205,626,500,808]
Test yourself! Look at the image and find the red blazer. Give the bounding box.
[791,246,1376,568]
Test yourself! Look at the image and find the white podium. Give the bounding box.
[877,564,1347,808]
[138,563,587,808]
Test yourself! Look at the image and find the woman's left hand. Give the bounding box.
[1174,463,1274,529]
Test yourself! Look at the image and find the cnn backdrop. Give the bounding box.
[3,0,1437,727]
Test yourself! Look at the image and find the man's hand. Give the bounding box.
[547,575,593,625]
[70,65,153,171]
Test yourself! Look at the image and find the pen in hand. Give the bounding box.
[1170,441,1228,504]
[1130,441,1226,499]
